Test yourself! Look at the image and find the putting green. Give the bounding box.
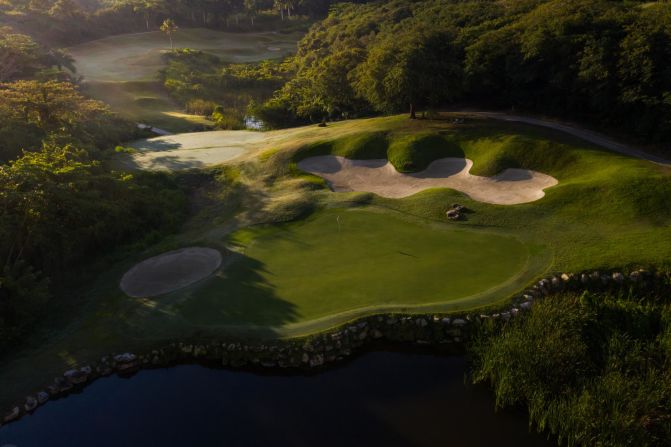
[177,209,548,328]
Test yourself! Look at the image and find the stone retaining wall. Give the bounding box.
[1,268,667,428]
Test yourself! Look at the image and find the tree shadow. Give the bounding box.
[174,253,299,331]
[134,139,182,152]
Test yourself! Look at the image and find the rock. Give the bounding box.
[441,317,451,325]
[590,271,600,281]
[24,396,38,412]
[55,376,73,393]
[452,318,467,327]
[500,311,511,320]
[46,384,60,396]
[302,353,309,364]
[561,273,571,282]
[309,354,324,368]
[64,369,87,385]
[386,317,398,325]
[580,273,589,284]
[511,308,520,317]
[372,329,383,339]
[520,301,533,310]
[114,353,137,363]
[114,354,138,372]
[415,318,428,327]
[600,274,610,285]
[36,391,49,405]
[612,272,625,283]
[3,407,20,423]
[629,271,640,282]
[80,365,93,376]
[446,210,461,220]
[551,276,562,289]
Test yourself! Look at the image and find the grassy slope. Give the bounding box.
[0,113,669,412]
[69,28,302,132]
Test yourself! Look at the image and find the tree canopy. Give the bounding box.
[257,0,671,144]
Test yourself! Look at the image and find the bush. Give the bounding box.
[470,290,671,446]
[185,99,219,116]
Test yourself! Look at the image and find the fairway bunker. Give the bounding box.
[120,247,222,297]
[298,156,558,205]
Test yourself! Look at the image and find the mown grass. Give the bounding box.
[177,208,536,326]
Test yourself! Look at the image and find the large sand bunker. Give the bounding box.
[298,156,558,205]
[120,247,222,297]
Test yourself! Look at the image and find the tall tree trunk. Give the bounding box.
[409,103,417,119]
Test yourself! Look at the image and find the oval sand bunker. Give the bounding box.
[121,247,222,297]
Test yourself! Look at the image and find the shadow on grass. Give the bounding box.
[176,254,299,332]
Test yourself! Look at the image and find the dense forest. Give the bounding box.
[255,0,671,145]
[0,0,369,45]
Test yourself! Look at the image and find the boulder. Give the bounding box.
[309,354,324,368]
[446,210,461,220]
[520,301,533,310]
[3,407,20,423]
[24,396,38,412]
[114,353,137,363]
[36,391,49,405]
[452,318,467,327]
[64,369,87,385]
[580,273,589,284]
[612,272,625,283]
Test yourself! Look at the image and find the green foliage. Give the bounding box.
[471,290,671,446]
[260,0,671,144]
[160,49,291,129]
[0,80,135,162]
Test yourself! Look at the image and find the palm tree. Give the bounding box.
[160,19,178,50]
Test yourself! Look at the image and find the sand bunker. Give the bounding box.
[120,247,222,297]
[298,156,558,205]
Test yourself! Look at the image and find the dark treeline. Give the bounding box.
[0,0,371,45]
[256,0,671,145]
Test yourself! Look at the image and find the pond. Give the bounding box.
[0,351,552,447]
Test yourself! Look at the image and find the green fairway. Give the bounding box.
[177,209,542,326]
[69,28,302,132]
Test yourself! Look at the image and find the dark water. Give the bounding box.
[0,352,552,447]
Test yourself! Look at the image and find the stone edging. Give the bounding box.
[1,268,666,428]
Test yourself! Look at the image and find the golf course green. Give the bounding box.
[177,209,542,326]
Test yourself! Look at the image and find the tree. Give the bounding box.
[131,0,164,31]
[244,0,259,26]
[160,18,178,50]
[0,28,42,82]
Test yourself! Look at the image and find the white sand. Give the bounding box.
[120,247,222,297]
[297,155,558,205]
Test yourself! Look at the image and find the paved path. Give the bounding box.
[469,111,669,166]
